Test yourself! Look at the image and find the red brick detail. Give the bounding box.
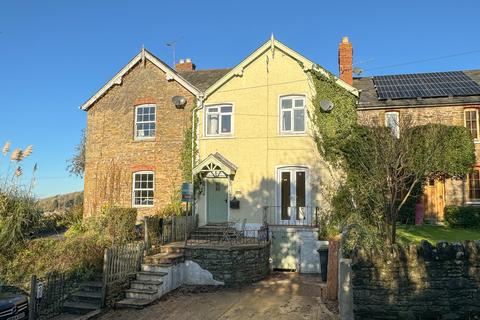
[175,61,196,71]
[133,98,158,106]
[131,165,155,172]
[338,37,353,86]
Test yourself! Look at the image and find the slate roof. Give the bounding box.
[354,69,480,109]
[179,69,231,92]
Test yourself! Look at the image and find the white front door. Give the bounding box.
[277,167,310,225]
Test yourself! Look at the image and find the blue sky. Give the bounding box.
[1,0,479,198]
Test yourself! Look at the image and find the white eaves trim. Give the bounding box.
[204,35,359,99]
[80,48,201,111]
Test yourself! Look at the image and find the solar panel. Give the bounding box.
[373,71,480,100]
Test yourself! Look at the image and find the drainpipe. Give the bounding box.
[191,94,204,224]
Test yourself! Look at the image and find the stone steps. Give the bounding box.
[115,242,188,309]
[62,280,103,315]
[63,301,100,315]
[143,252,185,265]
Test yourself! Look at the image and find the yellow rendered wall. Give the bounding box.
[197,47,340,225]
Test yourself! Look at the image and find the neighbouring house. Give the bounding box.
[354,65,480,222]
[80,49,227,217]
[191,35,358,272]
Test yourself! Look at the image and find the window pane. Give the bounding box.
[133,172,154,206]
[135,106,156,139]
[221,115,231,133]
[220,106,232,113]
[466,111,478,139]
[281,99,292,109]
[294,109,305,132]
[207,107,218,113]
[207,114,219,135]
[294,99,304,108]
[282,111,291,131]
[386,113,399,137]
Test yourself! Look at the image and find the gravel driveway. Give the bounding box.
[99,272,337,320]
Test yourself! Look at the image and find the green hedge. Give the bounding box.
[444,205,480,228]
[104,206,137,245]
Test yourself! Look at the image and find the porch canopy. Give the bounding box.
[193,152,237,178]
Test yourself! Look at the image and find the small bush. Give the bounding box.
[103,206,137,245]
[444,205,480,228]
[0,192,40,255]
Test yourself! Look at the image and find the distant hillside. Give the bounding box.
[38,191,83,212]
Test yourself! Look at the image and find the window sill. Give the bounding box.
[134,137,156,142]
[474,140,480,144]
[201,135,235,140]
[465,201,480,205]
[278,132,309,137]
[133,205,154,208]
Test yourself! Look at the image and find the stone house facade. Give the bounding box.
[353,70,480,221]
[80,49,225,218]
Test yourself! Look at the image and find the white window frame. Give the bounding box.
[132,171,154,207]
[134,104,156,140]
[279,95,307,135]
[385,111,400,138]
[464,108,480,141]
[204,104,234,137]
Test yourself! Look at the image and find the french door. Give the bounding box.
[277,167,309,225]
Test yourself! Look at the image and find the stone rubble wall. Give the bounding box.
[351,240,480,320]
[184,243,271,287]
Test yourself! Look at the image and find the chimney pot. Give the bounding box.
[338,36,353,86]
[175,58,196,71]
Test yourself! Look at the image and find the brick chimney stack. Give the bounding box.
[175,58,196,71]
[338,36,353,85]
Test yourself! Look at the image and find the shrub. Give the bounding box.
[444,205,480,228]
[103,206,137,245]
[0,192,40,255]
[0,233,108,289]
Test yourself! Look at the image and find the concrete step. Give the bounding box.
[143,253,184,265]
[130,279,163,291]
[79,281,103,292]
[160,243,185,254]
[116,298,153,309]
[63,301,99,315]
[69,290,102,303]
[125,288,158,300]
[136,271,167,282]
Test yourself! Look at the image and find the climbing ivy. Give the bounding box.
[310,70,357,165]
[179,105,198,183]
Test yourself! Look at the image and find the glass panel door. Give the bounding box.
[278,167,309,224]
[281,172,291,220]
[296,171,306,221]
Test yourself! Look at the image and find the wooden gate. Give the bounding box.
[423,178,445,222]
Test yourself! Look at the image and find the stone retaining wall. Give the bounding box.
[351,240,480,320]
[184,243,271,287]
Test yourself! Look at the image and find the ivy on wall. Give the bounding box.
[179,104,198,183]
[310,70,358,165]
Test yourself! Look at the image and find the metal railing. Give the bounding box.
[144,214,197,254]
[186,227,269,246]
[262,206,320,227]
